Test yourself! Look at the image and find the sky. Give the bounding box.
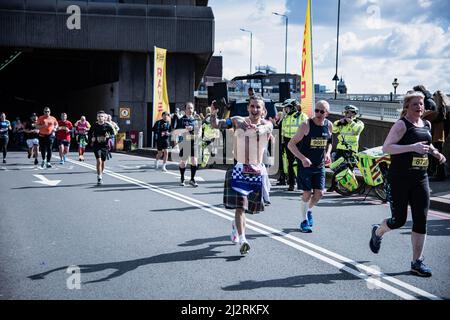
[209,0,450,94]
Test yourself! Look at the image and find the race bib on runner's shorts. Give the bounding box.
[412,157,429,168]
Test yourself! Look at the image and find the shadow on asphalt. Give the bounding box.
[221,269,359,291]
[399,219,450,237]
[28,243,245,285]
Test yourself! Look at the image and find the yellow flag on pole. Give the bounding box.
[301,0,315,117]
[153,47,170,126]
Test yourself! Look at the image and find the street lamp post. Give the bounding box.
[333,0,341,100]
[392,78,399,101]
[272,12,288,80]
[240,28,253,75]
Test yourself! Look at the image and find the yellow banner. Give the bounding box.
[153,47,170,126]
[301,0,315,117]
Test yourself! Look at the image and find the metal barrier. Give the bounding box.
[195,91,402,121]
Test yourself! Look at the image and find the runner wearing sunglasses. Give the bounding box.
[288,100,333,233]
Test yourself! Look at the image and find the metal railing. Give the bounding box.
[195,91,402,121]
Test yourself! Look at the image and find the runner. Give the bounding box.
[0,112,11,164]
[23,113,40,165]
[74,116,91,161]
[152,111,172,172]
[369,91,446,277]
[106,114,120,159]
[90,111,115,185]
[210,96,273,255]
[36,107,58,168]
[56,113,73,165]
[177,102,202,187]
[288,100,333,233]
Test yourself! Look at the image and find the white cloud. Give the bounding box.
[209,0,450,94]
[418,0,433,8]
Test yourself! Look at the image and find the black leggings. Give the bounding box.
[282,138,298,187]
[39,135,54,162]
[0,136,8,159]
[387,173,429,235]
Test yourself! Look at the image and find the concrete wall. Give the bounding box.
[62,82,119,123]
[116,51,196,146]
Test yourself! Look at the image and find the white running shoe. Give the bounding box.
[231,221,239,245]
[162,164,167,172]
[155,160,160,169]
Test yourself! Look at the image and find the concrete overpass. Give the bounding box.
[0,0,215,146]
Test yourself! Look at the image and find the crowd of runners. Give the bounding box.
[1,89,448,277]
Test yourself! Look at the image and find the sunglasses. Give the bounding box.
[44,110,50,113]
[315,109,326,114]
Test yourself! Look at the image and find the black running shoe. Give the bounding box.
[240,242,250,255]
[189,180,199,188]
[369,225,382,254]
[411,259,432,277]
[34,158,38,165]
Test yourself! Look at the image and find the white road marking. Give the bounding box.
[68,158,443,301]
[33,174,61,187]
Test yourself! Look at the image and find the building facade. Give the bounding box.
[0,0,214,146]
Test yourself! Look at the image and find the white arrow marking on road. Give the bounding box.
[33,174,61,186]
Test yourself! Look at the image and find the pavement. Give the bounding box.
[1,151,449,301]
[128,148,450,214]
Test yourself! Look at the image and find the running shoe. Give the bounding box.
[41,161,46,168]
[307,211,314,227]
[239,241,250,255]
[34,158,38,165]
[299,220,312,233]
[231,221,239,245]
[189,180,199,188]
[2,159,6,164]
[162,165,167,172]
[411,259,432,277]
[180,180,186,187]
[46,162,52,168]
[60,159,64,165]
[97,177,103,185]
[27,151,31,159]
[369,224,383,254]
[63,155,67,162]
[264,200,271,206]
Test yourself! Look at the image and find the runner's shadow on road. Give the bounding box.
[178,234,266,248]
[12,183,96,190]
[221,269,358,291]
[400,220,450,236]
[28,244,243,285]
[317,200,382,207]
[149,205,222,213]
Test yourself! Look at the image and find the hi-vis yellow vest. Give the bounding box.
[282,112,308,139]
[333,119,365,152]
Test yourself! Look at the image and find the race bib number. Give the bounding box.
[412,157,429,168]
[97,136,107,143]
[310,138,327,148]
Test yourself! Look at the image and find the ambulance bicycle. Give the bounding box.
[329,139,391,202]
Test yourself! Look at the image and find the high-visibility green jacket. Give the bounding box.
[333,118,365,152]
[281,111,309,139]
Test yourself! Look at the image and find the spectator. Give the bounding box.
[413,85,437,111]
[433,91,450,179]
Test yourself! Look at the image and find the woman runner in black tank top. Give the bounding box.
[369,92,446,278]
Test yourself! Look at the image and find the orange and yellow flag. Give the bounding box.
[153,47,170,126]
[301,0,315,117]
